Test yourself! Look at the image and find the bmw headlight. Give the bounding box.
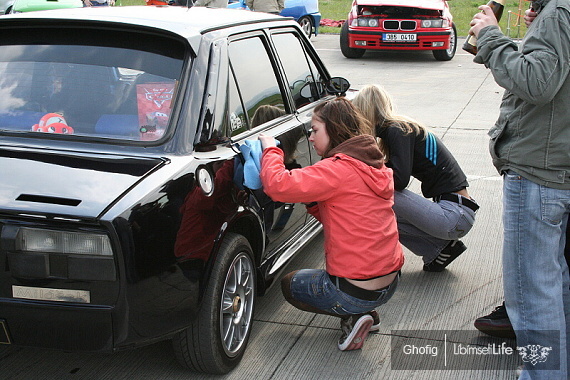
[16,228,113,256]
[421,19,444,28]
[354,18,380,27]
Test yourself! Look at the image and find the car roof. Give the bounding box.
[0,6,294,40]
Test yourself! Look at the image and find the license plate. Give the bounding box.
[0,320,11,344]
[383,33,417,42]
[12,285,90,303]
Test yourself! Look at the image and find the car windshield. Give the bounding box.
[0,35,185,142]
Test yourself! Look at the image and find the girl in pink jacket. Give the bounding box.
[259,98,404,351]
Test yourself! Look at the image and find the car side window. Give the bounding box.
[228,35,285,136]
[227,68,248,136]
[271,32,326,109]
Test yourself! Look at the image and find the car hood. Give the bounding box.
[355,0,446,10]
[0,147,165,219]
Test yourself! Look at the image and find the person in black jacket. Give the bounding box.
[353,84,479,272]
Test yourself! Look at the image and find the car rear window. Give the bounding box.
[0,27,186,142]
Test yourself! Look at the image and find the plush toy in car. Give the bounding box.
[32,113,74,134]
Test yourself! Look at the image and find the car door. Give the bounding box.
[225,31,313,255]
[269,28,334,167]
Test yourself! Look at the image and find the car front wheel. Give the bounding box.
[340,22,365,58]
[172,233,256,374]
[298,16,313,39]
[433,23,457,61]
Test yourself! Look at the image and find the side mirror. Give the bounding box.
[299,83,312,99]
[299,81,324,100]
[325,77,350,96]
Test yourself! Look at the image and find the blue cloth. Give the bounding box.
[239,140,264,190]
[238,139,278,190]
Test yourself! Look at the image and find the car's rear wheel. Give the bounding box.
[298,16,313,39]
[433,23,457,61]
[340,22,365,58]
[172,233,256,374]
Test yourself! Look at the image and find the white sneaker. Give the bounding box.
[338,314,374,351]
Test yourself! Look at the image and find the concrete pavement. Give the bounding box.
[0,35,517,379]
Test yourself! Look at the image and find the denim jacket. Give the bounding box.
[474,0,570,189]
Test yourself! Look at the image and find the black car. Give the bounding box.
[0,6,349,374]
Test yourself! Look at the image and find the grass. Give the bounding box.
[113,0,530,38]
[115,0,145,5]
[318,0,530,38]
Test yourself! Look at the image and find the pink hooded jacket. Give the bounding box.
[260,134,404,279]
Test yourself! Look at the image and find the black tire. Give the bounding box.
[340,22,365,59]
[433,23,457,61]
[298,16,313,39]
[172,233,256,374]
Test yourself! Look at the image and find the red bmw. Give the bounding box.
[340,0,456,61]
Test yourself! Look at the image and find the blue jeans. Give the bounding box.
[393,189,477,263]
[289,269,399,316]
[502,171,570,379]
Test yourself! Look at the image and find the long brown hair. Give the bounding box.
[313,97,373,157]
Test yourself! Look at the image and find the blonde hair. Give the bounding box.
[352,84,426,159]
[352,84,426,135]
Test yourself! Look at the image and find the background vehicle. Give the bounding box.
[0,6,347,374]
[8,0,81,13]
[340,0,457,61]
[227,0,320,38]
[0,0,15,13]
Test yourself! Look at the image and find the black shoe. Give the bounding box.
[369,309,381,332]
[474,302,516,339]
[423,240,467,272]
